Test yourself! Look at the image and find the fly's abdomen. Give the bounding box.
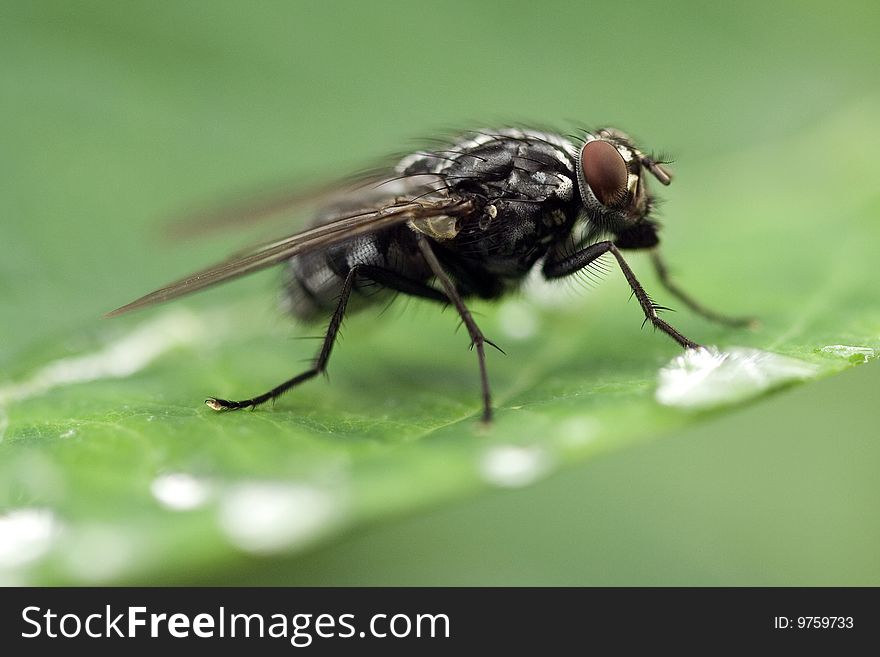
[282,250,342,322]
[281,227,426,322]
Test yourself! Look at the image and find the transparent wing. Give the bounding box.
[107,195,475,317]
[163,167,396,240]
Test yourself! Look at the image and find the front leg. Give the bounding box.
[614,222,755,328]
[543,241,701,350]
[648,250,757,329]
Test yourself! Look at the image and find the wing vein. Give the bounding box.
[107,196,474,317]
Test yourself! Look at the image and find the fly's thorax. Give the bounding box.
[399,129,581,264]
[395,129,577,206]
[440,197,579,280]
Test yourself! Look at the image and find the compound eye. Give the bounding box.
[581,140,628,207]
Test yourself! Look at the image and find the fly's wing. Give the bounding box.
[107,196,475,317]
[163,167,396,239]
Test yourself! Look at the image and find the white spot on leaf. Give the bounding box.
[219,482,343,555]
[151,473,213,511]
[656,346,819,410]
[0,508,60,568]
[0,310,205,405]
[479,444,553,488]
[820,345,875,362]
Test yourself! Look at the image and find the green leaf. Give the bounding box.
[1,1,878,584]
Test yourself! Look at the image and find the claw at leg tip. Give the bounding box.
[205,398,225,411]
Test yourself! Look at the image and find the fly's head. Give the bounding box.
[575,127,672,235]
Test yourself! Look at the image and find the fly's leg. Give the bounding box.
[543,241,701,350]
[416,235,495,424]
[207,264,446,411]
[649,250,757,329]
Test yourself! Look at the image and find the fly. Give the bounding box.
[109,127,753,423]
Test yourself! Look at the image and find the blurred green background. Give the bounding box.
[1,0,878,585]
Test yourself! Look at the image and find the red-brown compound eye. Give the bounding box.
[580,140,628,207]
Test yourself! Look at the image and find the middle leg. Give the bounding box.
[416,234,495,423]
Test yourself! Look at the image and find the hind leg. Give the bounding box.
[207,264,446,410]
